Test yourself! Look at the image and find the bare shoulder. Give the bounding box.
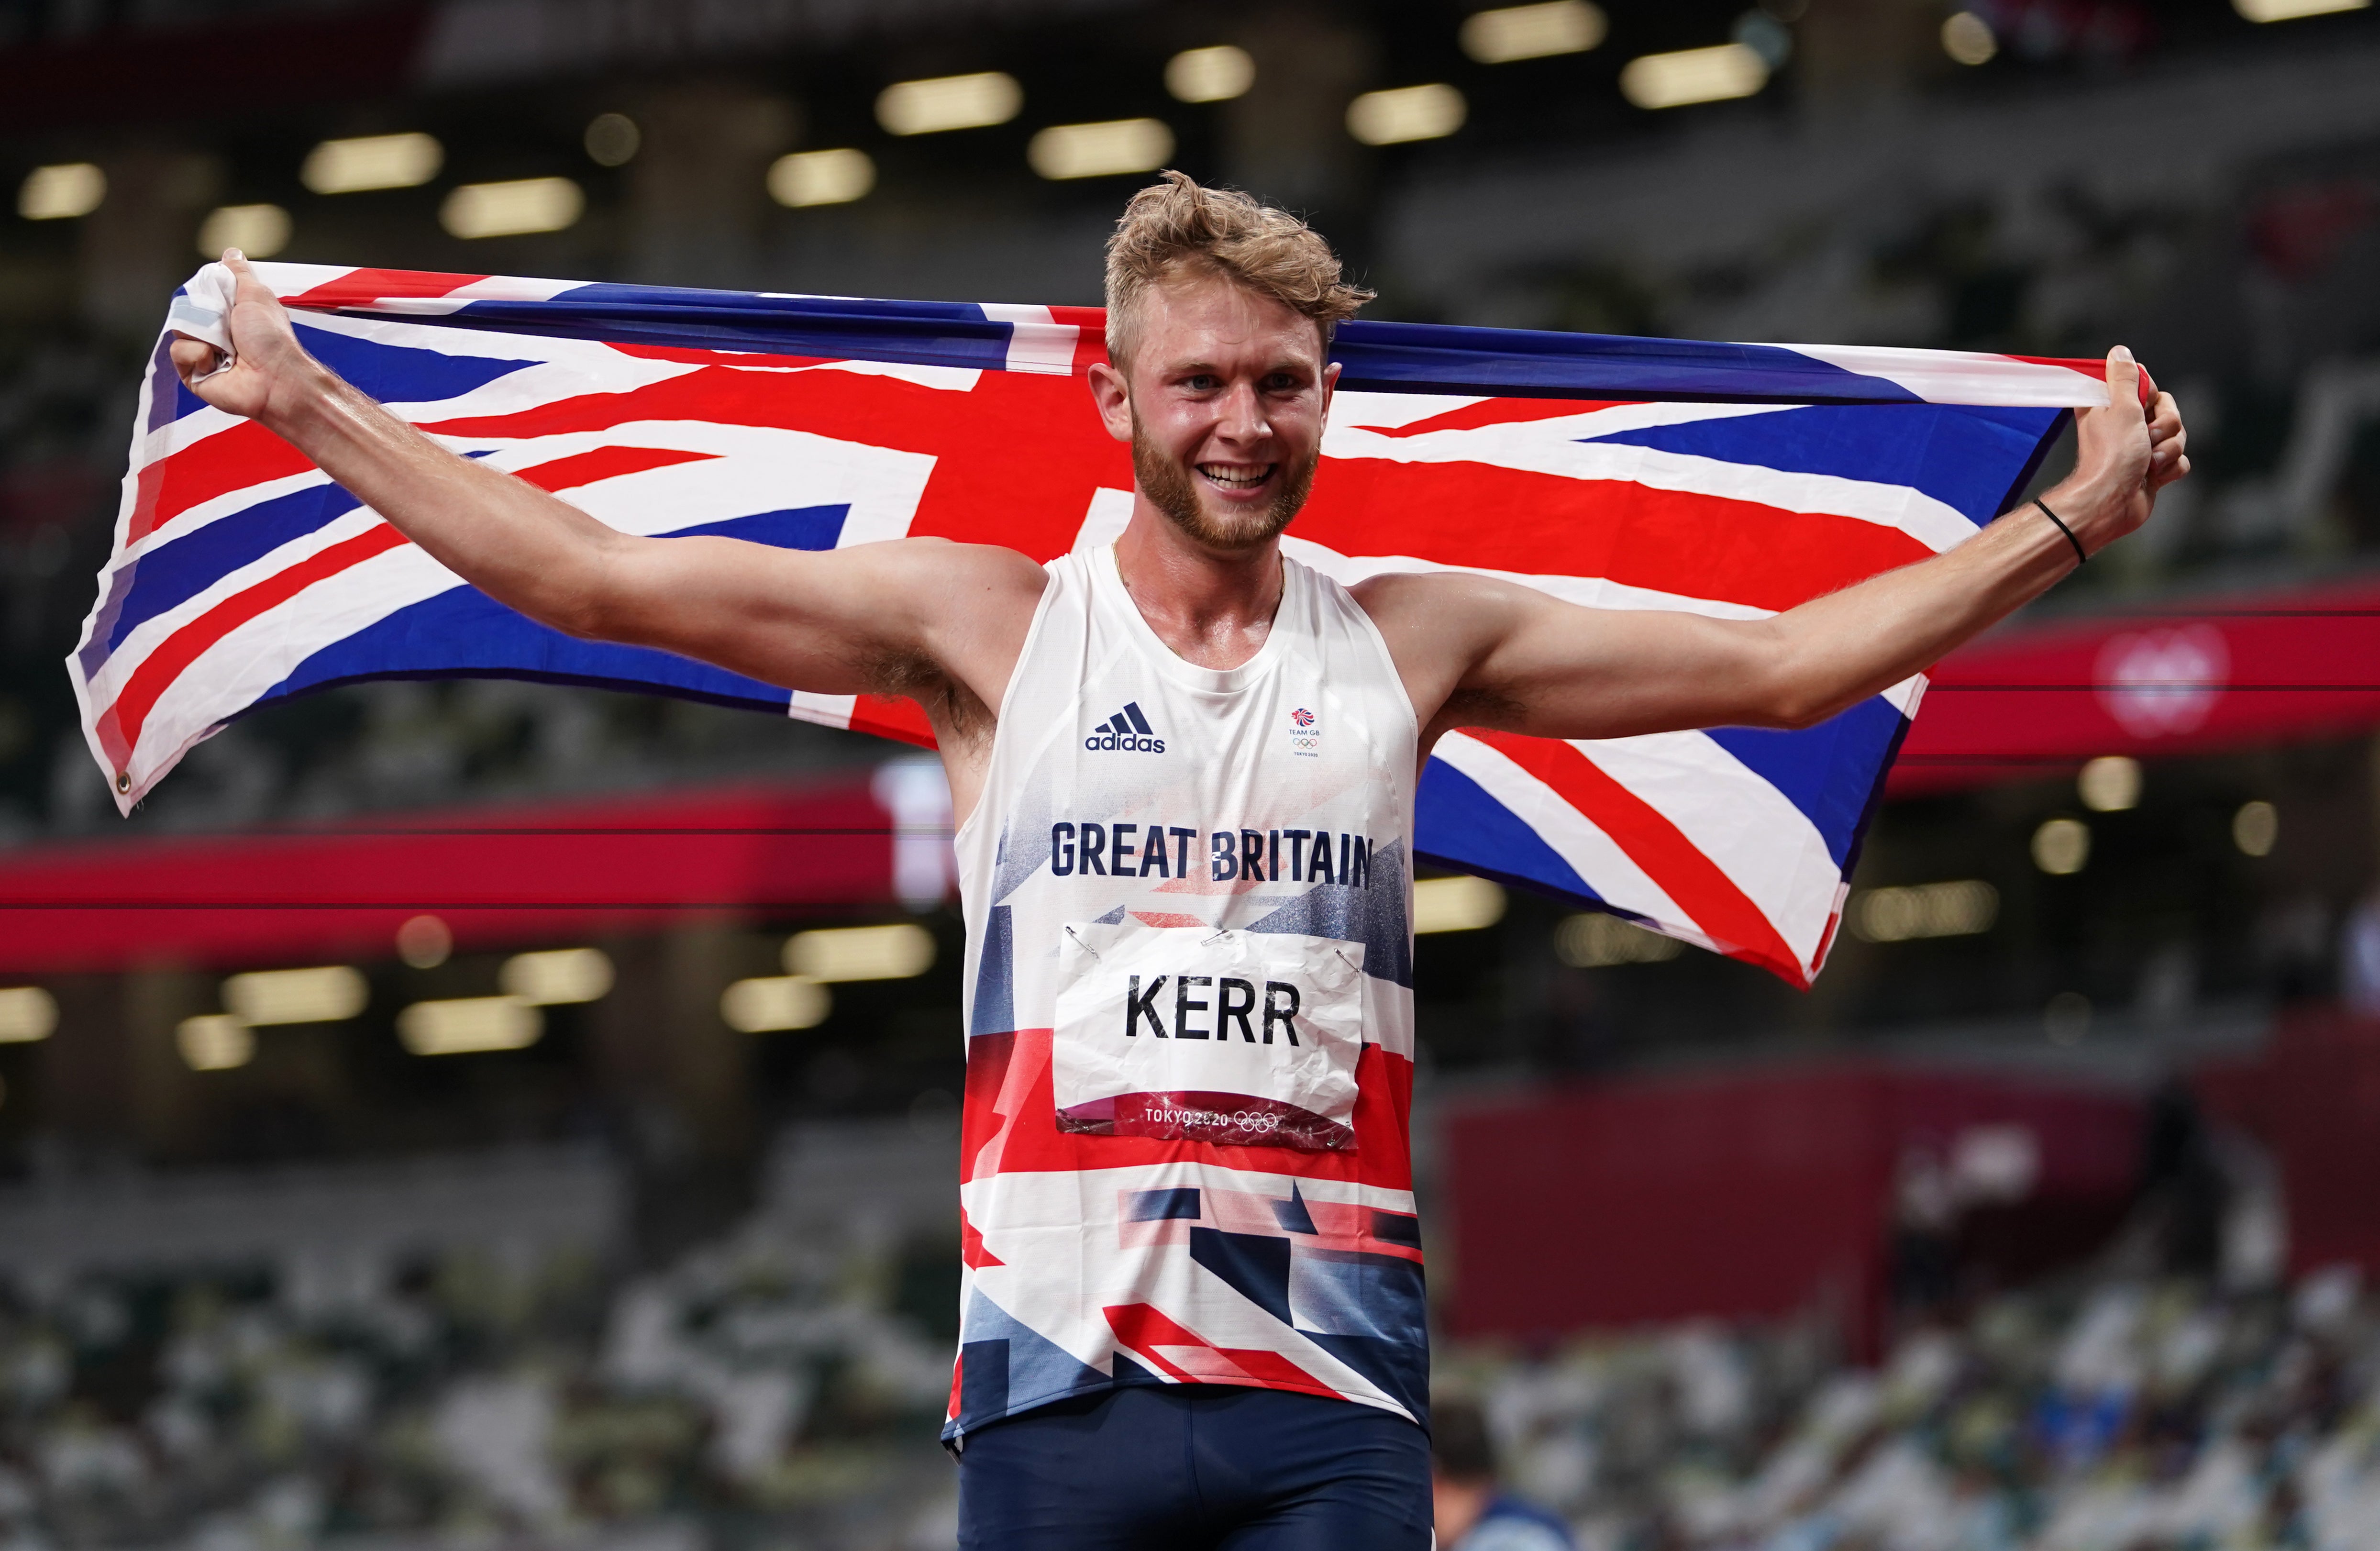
[883,539,1050,722]
[1348,567,1532,648]
[867,534,1049,589]
[1346,570,1539,739]
[886,537,1050,629]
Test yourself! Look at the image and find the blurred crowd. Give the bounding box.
[0,1215,958,1551]
[5,1195,2374,1551]
[1440,1265,2380,1551]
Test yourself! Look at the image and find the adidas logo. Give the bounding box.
[1084,701,1166,753]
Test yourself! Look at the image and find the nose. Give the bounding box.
[1214,379,1271,444]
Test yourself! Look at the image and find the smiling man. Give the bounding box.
[173,171,2186,1550]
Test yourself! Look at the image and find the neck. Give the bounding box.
[1111,500,1285,671]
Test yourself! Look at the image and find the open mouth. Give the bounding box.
[1197,463,1274,492]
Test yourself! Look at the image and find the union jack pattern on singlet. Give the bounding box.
[947,546,1424,1441]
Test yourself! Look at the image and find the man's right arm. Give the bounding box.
[169,251,1044,708]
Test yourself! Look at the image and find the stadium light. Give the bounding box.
[876,72,1022,136]
[2077,756,2140,813]
[1165,45,1255,102]
[1941,11,1999,64]
[584,112,641,167]
[784,923,936,981]
[1413,875,1505,933]
[440,178,583,239]
[1849,881,1999,944]
[498,947,614,1005]
[2234,800,2279,857]
[300,133,442,195]
[1554,912,1682,966]
[0,987,58,1044]
[768,149,876,207]
[1029,119,1176,180]
[197,205,290,260]
[721,976,831,1033]
[398,997,542,1056]
[1461,1,1608,64]
[222,966,367,1026]
[2031,818,2090,876]
[177,1015,255,1072]
[1347,84,1468,146]
[1618,43,1769,110]
[18,163,104,220]
[2234,0,2368,21]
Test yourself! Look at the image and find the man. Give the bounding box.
[1430,1396,1574,1551]
[172,172,2186,1549]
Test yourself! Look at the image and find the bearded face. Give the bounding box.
[1131,414,1321,551]
[1092,271,1337,555]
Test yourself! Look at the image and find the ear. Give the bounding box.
[1320,359,1340,418]
[1088,360,1134,444]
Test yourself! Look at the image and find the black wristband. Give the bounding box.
[2035,497,2087,566]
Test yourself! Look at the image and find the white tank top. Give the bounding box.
[945,544,1425,1440]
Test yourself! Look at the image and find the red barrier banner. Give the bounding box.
[1893,574,2380,795]
[0,773,915,975]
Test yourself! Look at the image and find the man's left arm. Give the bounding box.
[1364,348,2188,747]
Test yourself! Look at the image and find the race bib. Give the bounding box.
[1052,919,1364,1151]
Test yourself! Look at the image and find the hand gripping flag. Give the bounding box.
[75,261,2126,987]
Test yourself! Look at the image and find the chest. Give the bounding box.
[1012,629,1409,835]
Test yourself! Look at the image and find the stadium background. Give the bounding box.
[3,0,2380,1546]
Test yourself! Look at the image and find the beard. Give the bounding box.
[1131,418,1319,552]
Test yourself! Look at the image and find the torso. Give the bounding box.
[942,544,1428,1440]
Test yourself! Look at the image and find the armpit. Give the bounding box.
[860,647,995,749]
[1436,683,1529,734]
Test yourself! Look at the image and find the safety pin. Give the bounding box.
[1064,925,1101,959]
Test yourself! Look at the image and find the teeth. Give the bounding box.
[1198,464,1272,489]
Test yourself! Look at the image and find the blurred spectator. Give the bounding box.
[1890,1144,1961,1315]
[2136,1079,2229,1278]
[2341,889,2380,1019]
[1431,1394,1576,1551]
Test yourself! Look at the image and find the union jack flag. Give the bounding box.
[75,261,2121,987]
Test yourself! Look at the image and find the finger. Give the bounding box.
[2104,345,2141,414]
[2147,391,2181,444]
[223,248,276,306]
[167,334,225,383]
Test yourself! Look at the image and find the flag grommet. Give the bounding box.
[115,771,131,793]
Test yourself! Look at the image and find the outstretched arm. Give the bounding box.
[1363,348,2189,747]
[168,251,1045,717]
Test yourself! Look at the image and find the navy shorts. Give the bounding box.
[954,1384,1433,1550]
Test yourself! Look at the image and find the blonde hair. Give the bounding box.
[1104,170,1373,372]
